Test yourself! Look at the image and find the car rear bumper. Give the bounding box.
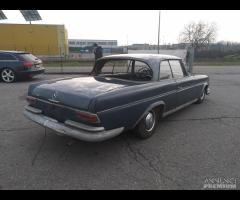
[23,106,124,142]
[18,68,45,77]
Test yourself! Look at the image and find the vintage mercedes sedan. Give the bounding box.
[23,54,210,142]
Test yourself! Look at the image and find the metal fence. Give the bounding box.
[0,45,190,73]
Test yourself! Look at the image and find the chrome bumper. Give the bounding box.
[23,106,124,142]
[206,87,210,95]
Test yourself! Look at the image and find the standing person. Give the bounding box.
[93,43,103,61]
[186,47,194,73]
[185,48,190,70]
[185,46,194,73]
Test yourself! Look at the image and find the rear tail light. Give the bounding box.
[26,96,37,105]
[75,111,100,124]
[23,61,34,69]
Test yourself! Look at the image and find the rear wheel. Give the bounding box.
[134,109,159,139]
[1,68,16,83]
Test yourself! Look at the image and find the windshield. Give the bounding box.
[92,59,153,82]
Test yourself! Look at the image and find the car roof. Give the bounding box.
[99,53,181,61]
[0,50,28,54]
[95,54,183,81]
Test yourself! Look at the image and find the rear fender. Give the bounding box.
[131,101,166,129]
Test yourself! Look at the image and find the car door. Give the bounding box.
[158,60,177,112]
[169,59,197,107]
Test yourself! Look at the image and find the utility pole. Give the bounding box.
[157,10,161,54]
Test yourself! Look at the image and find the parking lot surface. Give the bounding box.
[0,66,240,189]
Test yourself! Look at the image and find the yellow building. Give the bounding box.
[0,23,68,56]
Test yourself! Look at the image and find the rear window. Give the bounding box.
[18,53,39,62]
[93,59,153,81]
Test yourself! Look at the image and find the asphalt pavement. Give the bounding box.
[0,66,240,189]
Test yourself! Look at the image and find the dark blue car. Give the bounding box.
[23,54,210,142]
[0,50,45,83]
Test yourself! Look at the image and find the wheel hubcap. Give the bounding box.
[145,112,155,132]
[2,69,14,83]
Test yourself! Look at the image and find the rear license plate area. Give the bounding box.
[44,104,63,122]
[36,100,69,123]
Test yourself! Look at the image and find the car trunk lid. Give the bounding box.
[30,76,139,111]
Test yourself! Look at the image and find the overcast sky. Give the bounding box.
[1,10,240,45]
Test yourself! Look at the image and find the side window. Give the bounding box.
[134,61,153,80]
[169,60,184,78]
[0,53,16,61]
[160,60,173,80]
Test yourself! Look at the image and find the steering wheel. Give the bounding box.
[135,67,153,80]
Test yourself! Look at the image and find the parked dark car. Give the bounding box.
[23,54,210,142]
[0,50,45,83]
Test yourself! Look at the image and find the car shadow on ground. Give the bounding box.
[27,104,199,168]
[18,76,45,83]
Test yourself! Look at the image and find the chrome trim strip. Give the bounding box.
[98,82,207,114]
[177,82,207,92]
[162,99,198,117]
[23,110,124,142]
[64,120,105,132]
[97,89,177,114]
[48,99,60,104]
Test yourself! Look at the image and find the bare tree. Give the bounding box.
[179,21,217,50]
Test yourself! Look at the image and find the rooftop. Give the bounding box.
[0,50,27,54]
[101,54,181,61]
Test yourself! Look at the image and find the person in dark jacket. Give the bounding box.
[93,43,103,61]
[185,47,194,73]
